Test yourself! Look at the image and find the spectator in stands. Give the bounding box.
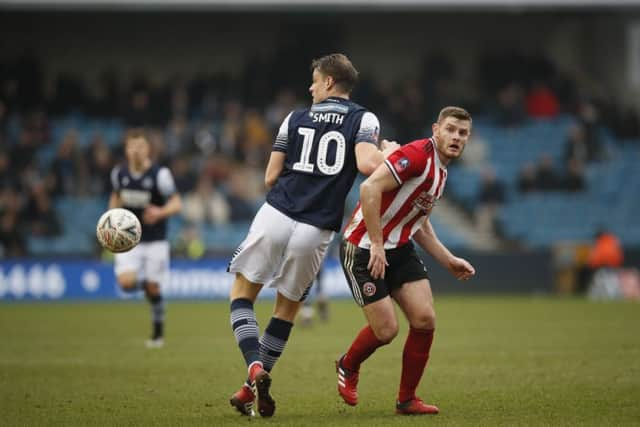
[175,225,206,260]
[0,151,16,190]
[525,82,559,119]
[182,175,230,226]
[21,181,61,237]
[10,128,38,173]
[89,70,119,117]
[124,88,153,127]
[578,229,624,293]
[46,74,87,115]
[588,229,624,270]
[564,124,589,165]
[478,167,506,203]
[170,81,190,119]
[242,108,271,167]
[165,115,192,157]
[577,101,605,161]
[0,187,26,257]
[494,82,526,127]
[0,100,8,133]
[85,134,114,195]
[517,162,537,193]
[224,169,256,222]
[219,100,244,160]
[193,124,217,157]
[563,158,586,192]
[171,156,197,194]
[49,129,86,196]
[265,89,298,131]
[475,167,506,234]
[535,154,562,191]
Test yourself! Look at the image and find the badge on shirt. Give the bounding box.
[395,157,410,171]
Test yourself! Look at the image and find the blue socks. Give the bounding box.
[260,317,293,372]
[230,298,261,366]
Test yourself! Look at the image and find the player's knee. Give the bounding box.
[229,274,261,302]
[410,308,436,330]
[372,323,399,344]
[117,276,137,290]
[273,301,301,323]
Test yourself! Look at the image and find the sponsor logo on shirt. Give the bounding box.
[413,191,435,213]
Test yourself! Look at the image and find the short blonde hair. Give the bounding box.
[311,53,359,94]
[438,106,472,124]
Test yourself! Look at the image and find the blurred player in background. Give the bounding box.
[298,263,329,327]
[336,107,476,415]
[109,130,182,348]
[227,53,398,417]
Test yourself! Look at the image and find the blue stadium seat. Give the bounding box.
[444,117,640,248]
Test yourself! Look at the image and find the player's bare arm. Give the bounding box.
[359,163,401,279]
[355,139,399,175]
[413,218,475,280]
[143,193,183,225]
[265,151,286,189]
[108,192,122,209]
[380,139,400,157]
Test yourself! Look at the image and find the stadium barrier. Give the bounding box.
[0,258,353,301]
[0,250,555,301]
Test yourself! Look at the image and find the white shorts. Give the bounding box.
[228,203,334,302]
[114,240,170,286]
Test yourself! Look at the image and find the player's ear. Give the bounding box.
[432,122,438,135]
[325,75,335,90]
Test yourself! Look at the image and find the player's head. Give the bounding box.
[432,106,472,164]
[309,53,359,104]
[124,129,151,167]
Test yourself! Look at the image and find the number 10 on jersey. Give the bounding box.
[293,127,346,176]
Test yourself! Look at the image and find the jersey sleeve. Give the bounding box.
[110,166,120,192]
[157,167,177,197]
[355,111,380,146]
[272,112,293,153]
[384,142,429,185]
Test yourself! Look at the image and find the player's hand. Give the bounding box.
[447,256,475,281]
[368,242,388,279]
[143,205,164,225]
[380,139,400,157]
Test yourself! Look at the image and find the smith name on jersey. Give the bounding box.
[267,96,380,232]
[110,164,176,242]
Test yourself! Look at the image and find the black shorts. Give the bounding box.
[339,239,429,307]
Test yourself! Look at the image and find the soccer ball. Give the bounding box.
[96,208,142,253]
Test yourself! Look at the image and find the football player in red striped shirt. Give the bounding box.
[337,106,476,415]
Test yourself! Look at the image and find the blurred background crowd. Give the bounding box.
[2,10,640,265]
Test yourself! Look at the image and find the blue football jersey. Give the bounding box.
[266,96,380,231]
[110,163,176,242]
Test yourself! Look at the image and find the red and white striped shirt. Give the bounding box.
[344,138,447,249]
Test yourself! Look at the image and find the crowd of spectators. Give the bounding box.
[1,51,639,257]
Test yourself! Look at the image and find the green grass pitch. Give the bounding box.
[1,296,639,426]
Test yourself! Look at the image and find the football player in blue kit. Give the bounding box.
[109,130,182,348]
[227,53,398,417]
